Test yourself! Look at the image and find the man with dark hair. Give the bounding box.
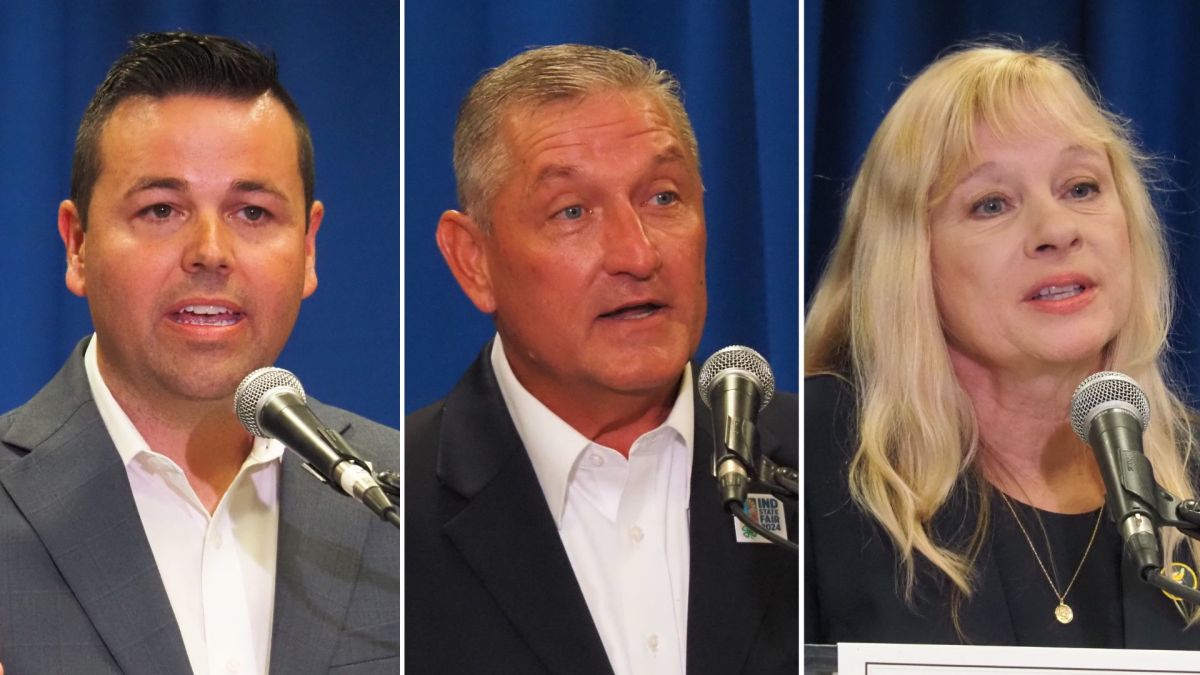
[406,44,797,674]
[0,32,398,673]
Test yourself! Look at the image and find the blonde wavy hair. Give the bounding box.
[806,43,1199,617]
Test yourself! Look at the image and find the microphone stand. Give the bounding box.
[377,471,401,510]
[757,455,799,499]
[303,430,401,529]
[718,453,799,553]
[1122,480,1200,605]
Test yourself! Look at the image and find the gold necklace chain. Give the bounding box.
[999,492,1104,625]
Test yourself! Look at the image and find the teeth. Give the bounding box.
[1033,284,1084,301]
[175,304,238,326]
[181,305,232,315]
[605,304,658,319]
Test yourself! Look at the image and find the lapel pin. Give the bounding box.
[1160,561,1198,621]
[733,493,788,544]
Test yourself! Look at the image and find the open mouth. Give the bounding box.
[1030,284,1086,302]
[598,302,664,320]
[171,304,243,327]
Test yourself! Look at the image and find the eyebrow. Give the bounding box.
[232,179,291,204]
[122,177,290,204]
[123,177,186,199]
[530,145,693,189]
[532,164,579,189]
[954,144,1107,187]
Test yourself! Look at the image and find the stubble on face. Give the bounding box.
[74,94,318,414]
[481,91,708,422]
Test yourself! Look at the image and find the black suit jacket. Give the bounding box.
[406,345,799,674]
[805,373,1200,648]
[0,339,400,673]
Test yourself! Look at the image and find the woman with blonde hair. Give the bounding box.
[805,43,1200,647]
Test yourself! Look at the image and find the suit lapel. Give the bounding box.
[0,342,191,673]
[686,399,794,675]
[269,412,372,674]
[437,348,612,675]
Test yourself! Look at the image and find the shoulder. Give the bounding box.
[805,373,859,475]
[405,396,445,447]
[309,400,399,472]
[758,389,798,467]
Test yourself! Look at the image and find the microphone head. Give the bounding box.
[698,345,775,411]
[234,367,306,437]
[1070,371,1151,442]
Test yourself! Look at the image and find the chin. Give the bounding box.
[596,356,690,395]
[158,365,252,403]
[1025,344,1108,371]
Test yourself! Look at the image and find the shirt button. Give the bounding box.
[630,526,644,542]
[212,532,223,548]
[647,634,659,652]
[225,658,240,672]
[589,454,603,467]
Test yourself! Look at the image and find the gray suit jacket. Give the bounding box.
[0,339,399,673]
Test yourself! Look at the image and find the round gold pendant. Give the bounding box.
[1054,603,1074,624]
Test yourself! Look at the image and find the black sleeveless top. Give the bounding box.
[991,494,1125,647]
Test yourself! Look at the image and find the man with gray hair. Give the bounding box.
[406,44,797,674]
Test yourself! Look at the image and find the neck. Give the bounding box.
[583,390,677,456]
[950,348,1105,513]
[521,376,679,457]
[103,375,252,514]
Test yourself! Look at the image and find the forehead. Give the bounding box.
[95,93,302,188]
[498,90,695,173]
[971,118,1105,161]
[937,107,1111,193]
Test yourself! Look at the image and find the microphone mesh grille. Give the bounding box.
[1069,371,1150,442]
[234,367,305,437]
[697,345,775,411]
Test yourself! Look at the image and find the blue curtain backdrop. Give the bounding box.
[0,0,399,427]
[805,1,1200,395]
[405,1,799,413]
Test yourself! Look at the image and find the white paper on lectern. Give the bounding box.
[837,642,1200,674]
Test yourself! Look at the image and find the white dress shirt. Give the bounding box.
[85,336,281,675]
[491,335,693,675]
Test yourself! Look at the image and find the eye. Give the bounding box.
[651,191,679,206]
[241,205,267,222]
[1067,181,1100,200]
[143,203,175,219]
[555,205,585,220]
[970,195,1008,217]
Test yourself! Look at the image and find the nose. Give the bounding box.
[602,201,661,279]
[1025,198,1083,258]
[182,211,234,275]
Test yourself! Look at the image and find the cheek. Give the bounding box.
[931,250,994,339]
[489,245,574,319]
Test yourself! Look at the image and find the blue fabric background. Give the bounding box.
[0,0,399,427]
[405,0,799,412]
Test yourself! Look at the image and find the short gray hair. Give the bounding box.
[453,44,699,228]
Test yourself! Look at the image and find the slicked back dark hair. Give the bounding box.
[72,31,315,229]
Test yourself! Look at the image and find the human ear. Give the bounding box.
[435,210,496,314]
[58,200,87,298]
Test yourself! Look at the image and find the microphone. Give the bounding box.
[234,367,397,526]
[1070,371,1161,578]
[698,345,775,506]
